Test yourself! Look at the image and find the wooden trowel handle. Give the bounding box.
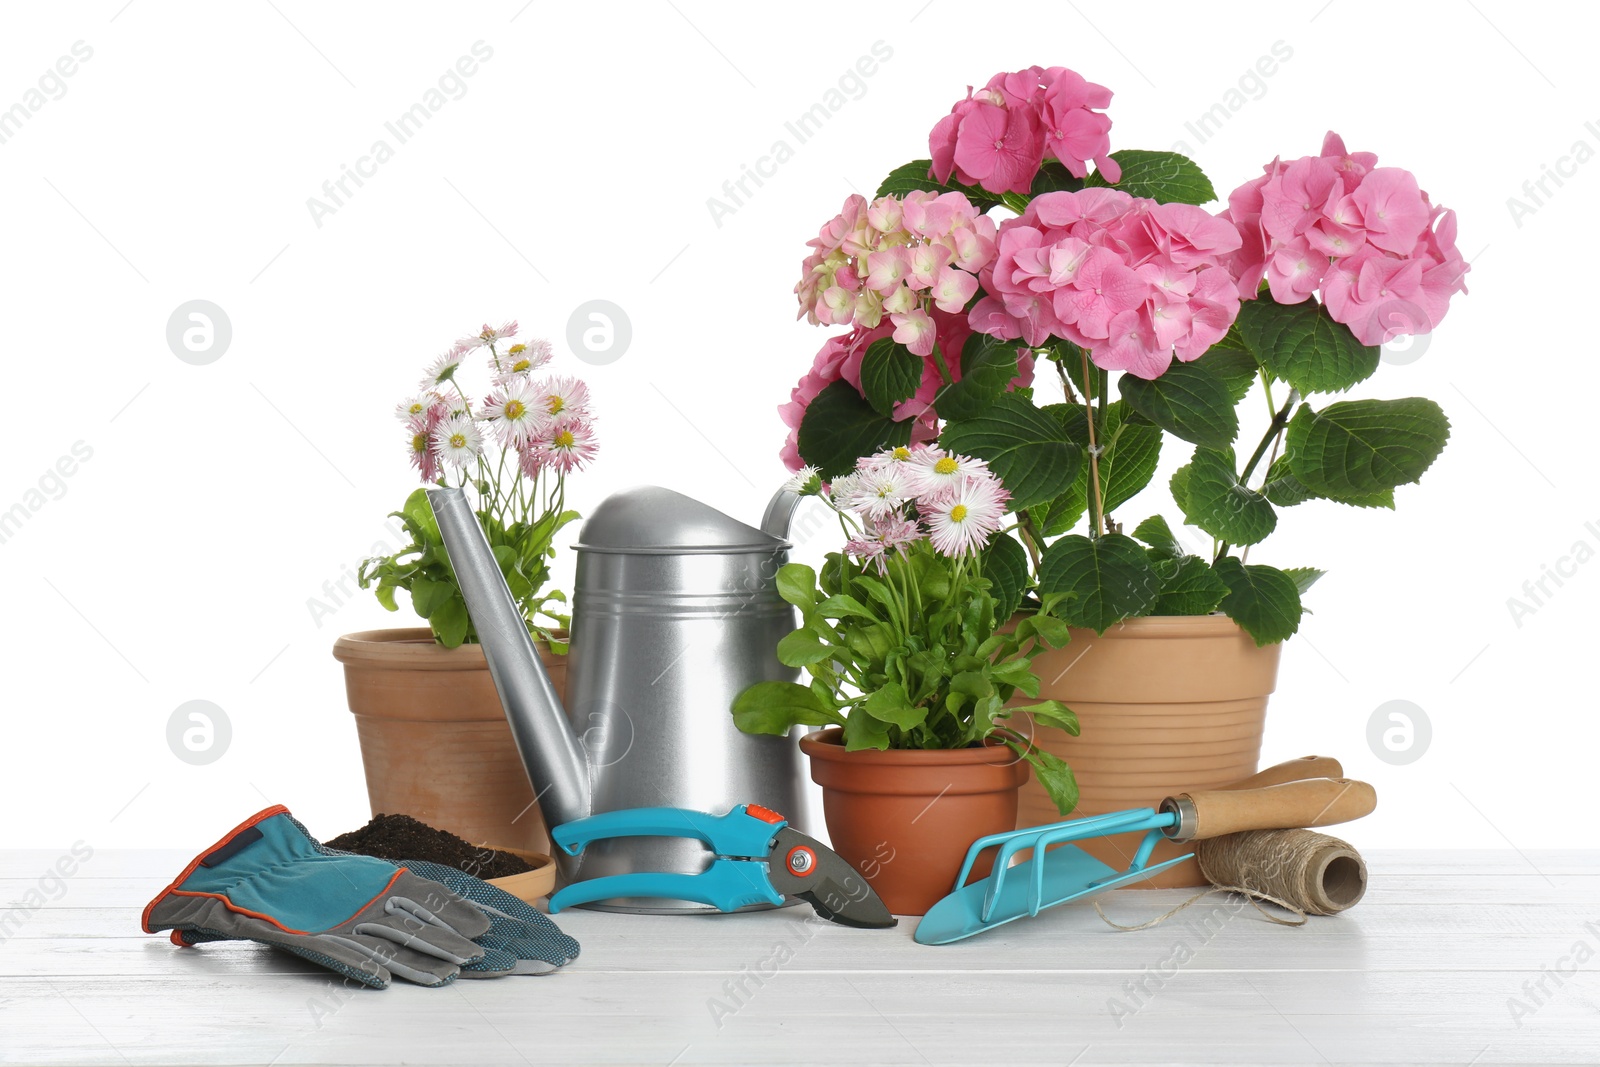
[1222,755,1344,790]
[1161,778,1377,842]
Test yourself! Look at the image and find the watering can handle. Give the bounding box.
[1161,778,1377,842]
[761,488,805,542]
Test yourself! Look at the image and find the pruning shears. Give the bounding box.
[549,803,897,929]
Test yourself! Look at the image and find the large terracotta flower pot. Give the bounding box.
[332,627,566,855]
[1018,615,1281,888]
[799,727,1029,916]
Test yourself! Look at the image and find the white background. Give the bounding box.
[1,0,1592,852]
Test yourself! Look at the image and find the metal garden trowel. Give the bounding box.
[915,757,1375,945]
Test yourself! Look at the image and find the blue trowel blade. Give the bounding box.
[912,844,1195,945]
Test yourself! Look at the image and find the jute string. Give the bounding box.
[1092,828,1366,931]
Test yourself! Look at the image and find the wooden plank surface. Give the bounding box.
[0,851,1595,1065]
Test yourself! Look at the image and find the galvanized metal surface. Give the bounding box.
[430,485,807,913]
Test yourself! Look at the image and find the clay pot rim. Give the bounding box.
[1060,613,1251,640]
[483,847,558,903]
[333,626,566,670]
[799,726,1014,766]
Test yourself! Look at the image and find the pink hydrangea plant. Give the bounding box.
[929,65,1121,195]
[967,188,1242,380]
[1221,132,1469,345]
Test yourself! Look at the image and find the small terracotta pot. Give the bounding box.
[799,727,1029,916]
[332,627,566,855]
[485,847,558,905]
[1019,614,1281,888]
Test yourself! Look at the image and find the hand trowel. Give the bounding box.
[914,756,1374,945]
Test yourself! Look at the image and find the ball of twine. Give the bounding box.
[1094,829,1368,932]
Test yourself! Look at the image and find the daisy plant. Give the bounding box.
[731,447,1082,817]
[358,320,599,649]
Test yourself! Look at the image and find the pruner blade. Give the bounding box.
[763,827,896,929]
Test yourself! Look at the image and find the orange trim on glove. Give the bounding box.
[143,804,412,938]
[142,805,290,933]
[158,868,408,936]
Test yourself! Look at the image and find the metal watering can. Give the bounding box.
[427,485,807,913]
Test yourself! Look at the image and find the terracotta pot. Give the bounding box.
[485,847,558,905]
[1018,615,1281,888]
[332,627,566,855]
[799,727,1029,916]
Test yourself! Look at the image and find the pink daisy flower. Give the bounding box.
[862,444,929,477]
[907,449,990,498]
[870,514,924,551]
[823,472,860,509]
[847,465,912,521]
[533,375,592,421]
[457,320,519,351]
[844,535,889,573]
[479,378,545,447]
[406,417,440,484]
[395,393,438,425]
[531,417,598,473]
[516,440,545,481]
[923,473,1009,557]
[782,465,822,495]
[431,414,485,471]
[435,392,473,420]
[493,339,554,385]
[419,346,466,389]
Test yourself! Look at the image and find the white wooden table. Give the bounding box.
[1,850,1594,1065]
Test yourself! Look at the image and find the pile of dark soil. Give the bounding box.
[327,813,534,879]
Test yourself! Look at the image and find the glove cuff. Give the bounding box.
[141,805,289,934]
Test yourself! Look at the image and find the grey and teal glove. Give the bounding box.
[397,858,581,976]
[144,806,492,989]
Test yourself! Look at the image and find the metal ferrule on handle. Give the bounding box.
[1159,777,1379,843]
[427,487,591,829]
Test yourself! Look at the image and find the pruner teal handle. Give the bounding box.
[547,859,786,913]
[551,805,787,860]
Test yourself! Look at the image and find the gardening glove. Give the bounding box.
[143,806,491,989]
[395,858,581,976]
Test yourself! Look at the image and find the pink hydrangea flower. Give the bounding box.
[797,193,996,326]
[1321,252,1424,340]
[1039,68,1118,181]
[968,188,1241,379]
[929,66,1120,194]
[1347,168,1431,255]
[1320,131,1377,192]
[795,191,999,362]
[951,101,1044,196]
[892,308,939,356]
[1220,132,1469,345]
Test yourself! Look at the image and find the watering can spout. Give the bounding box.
[427,487,591,829]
